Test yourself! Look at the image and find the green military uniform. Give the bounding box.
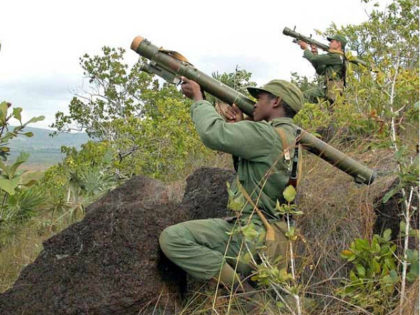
[303,35,347,103]
[159,80,303,281]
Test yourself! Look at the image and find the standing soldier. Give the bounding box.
[298,34,347,105]
[159,78,303,302]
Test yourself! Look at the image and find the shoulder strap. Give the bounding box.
[236,178,275,241]
[275,127,293,161]
[297,144,303,187]
[276,127,304,188]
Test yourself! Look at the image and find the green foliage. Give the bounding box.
[0,153,29,195]
[58,141,116,197]
[0,102,44,161]
[249,185,303,302]
[0,102,45,224]
[290,72,323,97]
[51,47,153,137]
[405,248,419,282]
[121,89,212,179]
[252,265,293,287]
[274,186,303,217]
[382,146,419,203]
[338,229,399,313]
[52,47,214,181]
[283,185,296,203]
[37,140,119,228]
[294,0,419,143]
[399,221,419,282]
[226,182,245,212]
[5,186,46,222]
[294,101,331,133]
[207,67,257,105]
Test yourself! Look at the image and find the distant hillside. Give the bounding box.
[7,126,90,166]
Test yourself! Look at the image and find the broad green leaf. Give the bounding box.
[283,185,296,203]
[356,264,366,277]
[382,275,393,285]
[349,270,358,281]
[0,102,8,123]
[13,107,22,122]
[24,115,45,125]
[382,188,397,203]
[389,269,399,282]
[10,152,29,177]
[241,223,259,240]
[371,259,381,274]
[383,229,392,241]
[23,132,34,137]
[0,159,9,176]
[354,238,369,251]
[0,178,18,195]
[279,267,292,282]
[406,271,418,283]
[227,194,245,212]
[372,238,381,253]
[406,249,419,263]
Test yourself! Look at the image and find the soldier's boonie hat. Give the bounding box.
[247,80,304,113]
[327,34,347,48]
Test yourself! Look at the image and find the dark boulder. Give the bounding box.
[0,167,235,315]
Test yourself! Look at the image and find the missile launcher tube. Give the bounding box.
[131,36,376,185]
[299,130,375,184]
[282,27,370,68]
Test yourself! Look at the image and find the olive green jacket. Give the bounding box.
[191,100,297,223]
[303,49,344,81]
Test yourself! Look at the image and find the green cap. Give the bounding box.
[327,34,347,48]
[247,79,304,113]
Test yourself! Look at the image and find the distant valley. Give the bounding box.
[8,126,90,168]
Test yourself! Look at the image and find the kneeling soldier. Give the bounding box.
[159,78,303,292]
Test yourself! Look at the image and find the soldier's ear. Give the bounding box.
[272,97,282,108]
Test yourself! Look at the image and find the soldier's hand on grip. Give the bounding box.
[180,77,203,101]
[216,103,244,123]
[298,40,308,50]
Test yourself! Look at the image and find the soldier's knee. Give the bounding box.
[159,226,171,254]
[159,225,181,258]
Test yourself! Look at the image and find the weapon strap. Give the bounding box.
[236,178,275,241]
[275,127,303,187]
[328,49,347,87]
[328,49,344,56]
[275,127,292,161]
[159,48,191,64]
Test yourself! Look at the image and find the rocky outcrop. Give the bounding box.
[0,167,234,315]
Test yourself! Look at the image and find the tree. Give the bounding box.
[52,48,258,180]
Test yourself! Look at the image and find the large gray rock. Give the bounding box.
[0,167,235,315]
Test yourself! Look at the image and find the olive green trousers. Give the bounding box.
[159,218,258,280]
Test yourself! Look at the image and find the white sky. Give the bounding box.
[0,0,388,129]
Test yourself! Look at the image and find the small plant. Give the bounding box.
[0,101,44,223]
[338,229,399,314]
[250,185,305,314]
